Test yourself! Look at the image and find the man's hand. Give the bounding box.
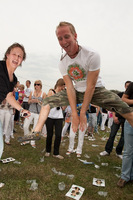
[71,114,80,133]
[113,116,120,124]
[79,113,87,132]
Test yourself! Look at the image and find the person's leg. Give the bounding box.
[10,112,14,138]
[101,113,107,131]
[91,87,133,127]
[61,122,70,137]
[76,128,86,155]
[53,119,63,155]
[0,120,3,159]
[116,120,124,155]
[30,113,39,147]
[4,110,12,144]
[105,122,120,154]
[45,118,54,153]
[23,113,34,135]
[67,125,76,153]
[41,124,47,137]
[121,121,133,182]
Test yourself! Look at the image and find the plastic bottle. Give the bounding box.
[58,182,65,191]
[30,180,38,191]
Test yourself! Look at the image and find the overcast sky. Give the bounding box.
[0,0,133,92]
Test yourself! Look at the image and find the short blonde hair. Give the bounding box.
[56,21,76,35]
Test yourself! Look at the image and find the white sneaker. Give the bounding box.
[45,152,50,157]
[100,151,109,156]
[66,151,72,155]
[116,154,123,159]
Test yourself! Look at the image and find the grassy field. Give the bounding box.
[0,125,133,200]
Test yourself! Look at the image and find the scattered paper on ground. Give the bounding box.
[93,178,105,187]
[1,157,15,164]
[65,184,85,200]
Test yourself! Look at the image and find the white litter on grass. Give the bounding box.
[78,159,94,165]
[58,182,65,191]
[84,154,90,159]
[101,163,108,166]
[51,168,74,179]
[97,155,101,162]
[113,166,121,171]
[88,137,96,141]
[0,183,4,188]
[40,156,44,162]
[26,180,36,184]
[115,174,121,178]
[67,174,75,179]
[29,180,38,191]
[92,144,99,147]
[101,137,107,141]
[98,191,108,197]
[95,164,100,169]
[13,160,21,164]
[41,148,45,153]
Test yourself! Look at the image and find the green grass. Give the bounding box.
[0,125,133,200]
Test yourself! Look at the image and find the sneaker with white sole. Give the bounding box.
[45,152,50,157]
[77,154,81,158]
[53,155,64,159]
[100,151,109,156]
[66,151,72,155]
[116,154,123,159]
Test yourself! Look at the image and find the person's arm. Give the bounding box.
[112,112,119,124]
[80,69,100,131]
[63,75,79,133]
[122,94,133,105]
[6,92,30,117]
[42,92,47,99]
[96,106,100,117]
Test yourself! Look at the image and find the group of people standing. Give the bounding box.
[0,21,133,189]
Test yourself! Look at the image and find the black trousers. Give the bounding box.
[46,117,63,155]
[105,118,125,155]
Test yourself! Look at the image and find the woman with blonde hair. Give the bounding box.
[22,80,46,148]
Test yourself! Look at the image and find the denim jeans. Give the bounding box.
[121,121,133,181]
[0,120,4,159]
[105,119,124,155]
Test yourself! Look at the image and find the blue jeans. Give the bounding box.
[105,119,124,155]
[121,121,133,181]
[0,120,4,159]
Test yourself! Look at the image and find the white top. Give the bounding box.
[59,45,105,92]
[23,87,33,102]
[48,107,63,119]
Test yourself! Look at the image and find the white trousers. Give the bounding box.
[101,113,108,131]
[23,112,39,145]
[108,117,113,129]
[0,120,3,159]
[68,125,86,154]
[61,122,71,137]
[0,109,12,143]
